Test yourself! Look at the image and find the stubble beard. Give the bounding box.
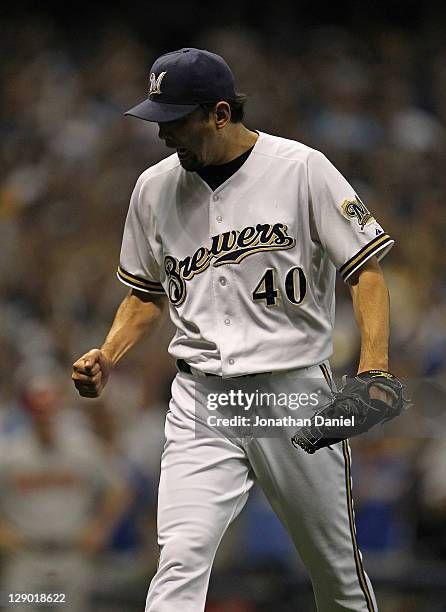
[177,150,205,172]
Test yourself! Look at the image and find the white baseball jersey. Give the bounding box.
[117,132,393,377]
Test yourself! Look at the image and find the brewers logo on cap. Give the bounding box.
[149,71,167,97]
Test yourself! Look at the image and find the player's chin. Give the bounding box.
[177,149,202,172]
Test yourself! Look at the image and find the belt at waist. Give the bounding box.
[176,359,272,379]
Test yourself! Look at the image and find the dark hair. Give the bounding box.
[200,92,247,123]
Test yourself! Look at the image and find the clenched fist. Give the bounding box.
[72,349,113,398]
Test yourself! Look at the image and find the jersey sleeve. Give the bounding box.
[117,176,165,295]
[307,151,394,282]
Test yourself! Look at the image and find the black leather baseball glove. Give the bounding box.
[291,370,409,454]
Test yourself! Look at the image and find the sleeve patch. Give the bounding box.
[340,195,375,231]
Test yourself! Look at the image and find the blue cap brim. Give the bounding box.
[124,99,199,123]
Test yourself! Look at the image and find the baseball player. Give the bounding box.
[72,48,395,611]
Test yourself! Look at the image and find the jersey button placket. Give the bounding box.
[210,190,232,376]
[211,190,223,225]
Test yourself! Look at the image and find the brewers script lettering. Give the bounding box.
[165,222,296,305]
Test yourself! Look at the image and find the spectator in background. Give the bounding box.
[0,375,129,612]
[415,435,446,560]
[350,439,417,566]
[121,354,173,484]
[85,399,161,604]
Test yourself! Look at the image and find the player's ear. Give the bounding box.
[214,101,231,129]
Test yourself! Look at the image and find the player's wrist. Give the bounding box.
[356,369,394,379]
[99,344,118,368]
[357,359,389,374]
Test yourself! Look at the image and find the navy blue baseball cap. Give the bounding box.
[125,48,236,123]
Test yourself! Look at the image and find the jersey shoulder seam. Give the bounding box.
[138,157,181,184]
[253,138,319,163]
[252,150,312,163]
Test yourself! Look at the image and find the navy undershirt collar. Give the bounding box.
[196,146,254,191]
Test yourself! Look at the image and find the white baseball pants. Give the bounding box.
[145,365,377,611]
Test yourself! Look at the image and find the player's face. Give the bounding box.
[158,108,219,171]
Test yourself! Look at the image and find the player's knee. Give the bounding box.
[159,530,217,575]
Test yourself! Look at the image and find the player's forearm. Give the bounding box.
[349,257,390,373]
[101,290,167,366]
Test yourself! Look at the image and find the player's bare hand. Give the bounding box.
[72,349,112,398]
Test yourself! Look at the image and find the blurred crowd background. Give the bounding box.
[1,2,446,610]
